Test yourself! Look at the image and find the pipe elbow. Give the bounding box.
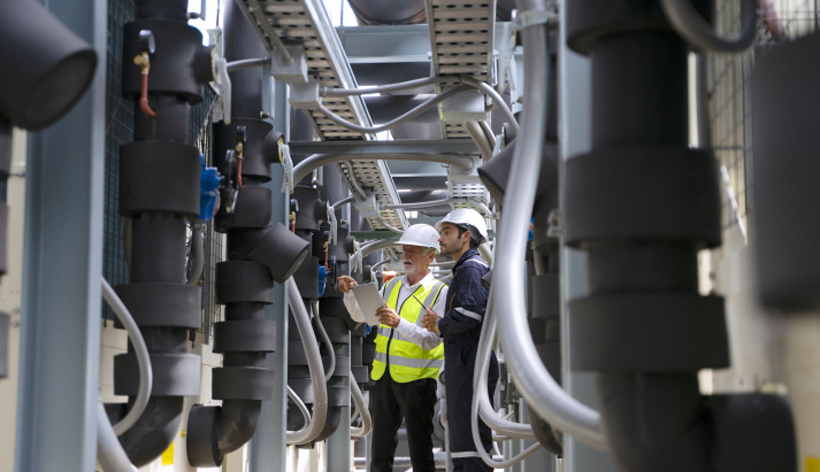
[216,400,263,453]
[187,400,264,467]
[117,397,184,468]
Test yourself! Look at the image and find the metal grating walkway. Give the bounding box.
[236,0,407,230]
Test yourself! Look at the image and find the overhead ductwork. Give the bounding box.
[347,0,427,25]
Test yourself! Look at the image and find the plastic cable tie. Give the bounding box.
[512,9,551,31]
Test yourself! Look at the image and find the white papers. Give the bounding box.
[350,283,384,325]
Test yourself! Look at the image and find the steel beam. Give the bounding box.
[249,80,290,472]
[15,0,106,470]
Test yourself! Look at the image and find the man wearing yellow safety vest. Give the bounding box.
[337,224,447,472]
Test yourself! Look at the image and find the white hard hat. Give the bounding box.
[436,208,488,242]
[396,224,441,253]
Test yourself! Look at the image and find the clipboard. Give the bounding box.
[350,283,384,325]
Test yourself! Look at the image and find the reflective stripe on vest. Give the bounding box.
[371,277,445,383]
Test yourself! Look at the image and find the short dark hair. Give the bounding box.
[456,225,481,249]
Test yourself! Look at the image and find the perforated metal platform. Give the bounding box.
[426,0,496,211]
[235,0,407,230]
[427,0,497,140]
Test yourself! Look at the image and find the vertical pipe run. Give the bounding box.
[186,1,309,466]
[564,1,796,470]
[111,0,208,466]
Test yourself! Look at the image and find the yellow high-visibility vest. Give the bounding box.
[371,276,445,383]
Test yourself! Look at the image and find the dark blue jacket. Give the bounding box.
[438,248,490,343]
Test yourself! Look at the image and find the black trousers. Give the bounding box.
[444,343,499,472]
[370,373,438,472]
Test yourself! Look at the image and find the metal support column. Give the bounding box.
[326,333,351,472]
[15,0,106,470]
[557,5,618,472]
[249,80,290,472]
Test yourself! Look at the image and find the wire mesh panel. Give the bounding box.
[102,0,135,321]
[191,88,223,339]
[708,0,820,241]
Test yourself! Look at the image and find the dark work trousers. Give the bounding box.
[444,342,499,472]
[370,373,438,472]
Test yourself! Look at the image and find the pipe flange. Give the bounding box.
[187,404,223,467]
[565,0,712,55]
[212,366,276,400]
[213,319,277,353]
[569,293,729,372]
[564,147,721,248]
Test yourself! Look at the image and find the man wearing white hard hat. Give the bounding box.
[423,208,497,472]
[337,224,447,472]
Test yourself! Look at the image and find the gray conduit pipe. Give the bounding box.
[331,195,354,212]
[226,57,269,72]
[350,374,373,438]
[322,76,456,97]
[458,76,520,136]
[287,385,312,425]
[493,0,607,450]
[473,292,535,440]
[350,239,397,274]
[479,121,497,150]
[311,302,336,382]
[659,0,757,53]
[101,278,152,436]
[294,153,474,184]
[465,120,495,162]
[373,215,404,234]
[316,86,474,134]
[286,277,329,445]
[383,198,492,217]
[370,258,391,282]
[478,242,494,267]
[472,294,543,467]
[338,162,368,200]
[96,403,138,472]
[322,75,520,136]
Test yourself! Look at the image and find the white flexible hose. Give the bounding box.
[96,403,138,472]
[101,277,152,436]
[659,0,757,53]
[286,278,329,445]
[287,385,312,425]
[316,86,473,134]
[493,0,608,451]
[350,375,373,439]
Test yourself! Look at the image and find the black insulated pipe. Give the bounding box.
[186,1,309,466]
[110,0,211,466]
[564,1,796,471]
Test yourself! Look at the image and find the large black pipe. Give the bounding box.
[110,0,210,466]
[186,1,309,466]
[564,1,796,471]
